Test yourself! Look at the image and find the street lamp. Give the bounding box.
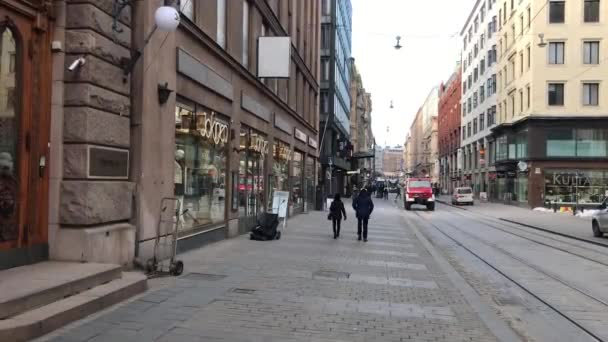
[537,33,548,48]
[394,36,402,50]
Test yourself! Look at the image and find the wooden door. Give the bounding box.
[0,1,51,268]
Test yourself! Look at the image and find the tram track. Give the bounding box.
[436,200,608,248]
[435,203,608,267]
[412,210,608,342]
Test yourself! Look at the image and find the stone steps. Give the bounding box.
[0,262,147,341]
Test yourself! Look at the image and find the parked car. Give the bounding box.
[452,187,474,205]
[404,178,434,211]
[591,199,608,237]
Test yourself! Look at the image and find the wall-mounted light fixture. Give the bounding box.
[157,82,173,104]
[537,33,548,48]
[117,2,181,77]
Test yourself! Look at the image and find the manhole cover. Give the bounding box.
[232,288,256,294]
[181,273,227,281]
[313,270,350,280]
[493,296,522,306]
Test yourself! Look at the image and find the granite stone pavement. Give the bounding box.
[38,198,516,342]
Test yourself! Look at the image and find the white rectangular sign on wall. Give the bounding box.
[258,36,291,78]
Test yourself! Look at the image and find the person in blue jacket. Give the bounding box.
[352,189,374,242]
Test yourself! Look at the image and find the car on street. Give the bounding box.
[452,187,474,205]
[591,198,608,237]
[404,178,435,211]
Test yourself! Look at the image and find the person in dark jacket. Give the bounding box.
[329,193,347,239]
[352,189,374,242]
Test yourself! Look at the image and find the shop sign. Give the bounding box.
[517,161,528,172]
[88,146,129,179]
[250,135,269,155]
[506,171,517,178]
[535,167,541,174]
[496,172,506,178]
[196,111,229,144]
[548,171,608,187]
[275,143,292,161]
[294,128,307,143]
[308,137,318,149]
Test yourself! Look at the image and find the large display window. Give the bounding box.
[305,156,316,208]
[174,100,228,232]
[291,151,303,209]
[544,169,608,204]
[269,140,290,211]
[238,127,267,218]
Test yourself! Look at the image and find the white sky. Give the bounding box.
[352,0,473,148]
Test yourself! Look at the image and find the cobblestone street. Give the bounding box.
[38,199,513,342]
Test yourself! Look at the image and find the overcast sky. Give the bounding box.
[351,0,472,148]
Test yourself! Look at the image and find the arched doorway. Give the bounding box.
[0,2,52,269]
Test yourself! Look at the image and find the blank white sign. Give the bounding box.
[258,36,291,78]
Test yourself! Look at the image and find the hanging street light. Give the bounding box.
[537,33,548,48]
[394,36,402,50]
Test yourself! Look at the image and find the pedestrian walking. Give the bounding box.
[384,187,389,200]
[395,186,401,200]
[352,189,374,242]
[329,193,347,239]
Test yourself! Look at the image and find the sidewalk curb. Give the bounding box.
[404,214,522,342]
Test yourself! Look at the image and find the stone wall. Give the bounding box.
[51,0,135,266]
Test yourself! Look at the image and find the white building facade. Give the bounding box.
[460,0,499,196]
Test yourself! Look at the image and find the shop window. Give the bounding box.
[305,156,316,207]
[545,169,608,204]
[291,151,303,209]
[547,128,608,157]
[576,129,607,157]
[496,135,508,160]
[238,127,267,218]
[547,128,576,157]
[175,100,228,232]
[269,140,290,210]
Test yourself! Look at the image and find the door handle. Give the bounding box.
[39,155,46,178]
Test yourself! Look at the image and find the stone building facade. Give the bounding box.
[1,0,320,270]
[349,62,374,186]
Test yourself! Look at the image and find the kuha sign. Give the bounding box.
[196,112,228,144]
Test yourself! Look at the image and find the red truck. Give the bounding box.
[404,178,435,211]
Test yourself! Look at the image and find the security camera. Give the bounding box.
[67,57,86,72]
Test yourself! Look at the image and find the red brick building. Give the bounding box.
[438,65,462,194]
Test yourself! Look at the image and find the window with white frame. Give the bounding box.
[583,82,599,106]
[584,41,600,65]
[548,42,565,64]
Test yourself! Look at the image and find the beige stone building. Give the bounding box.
[349,62,374,185]
[382,146,404,178]
[491,0,608,207]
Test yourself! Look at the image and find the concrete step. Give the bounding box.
[0,272,147,342]
[0,262,122,319]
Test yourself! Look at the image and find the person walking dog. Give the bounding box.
[352,189,374,242]
[329,193,347,239]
